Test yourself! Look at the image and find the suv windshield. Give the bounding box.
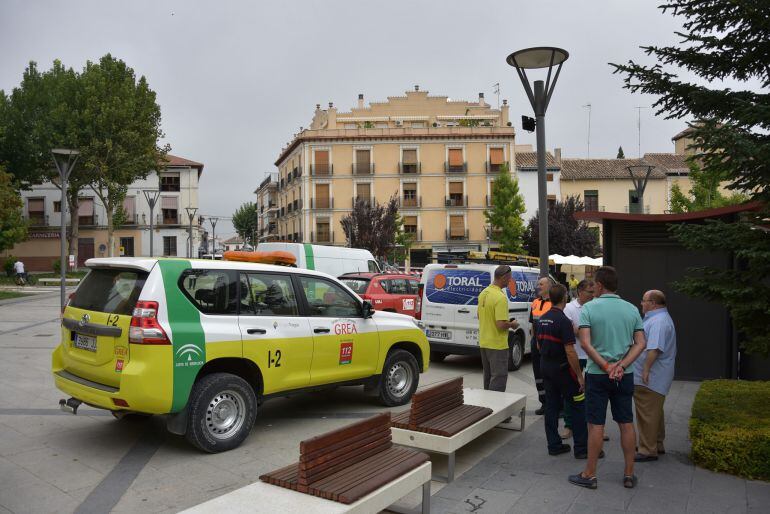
[340,278,370,294]
[70,268,148,315]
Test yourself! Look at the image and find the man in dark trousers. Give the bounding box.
[530,276,553,415]
[537,284,588,458]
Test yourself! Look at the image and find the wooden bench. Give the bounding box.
[391,377,492,437]
[257,413,430,510]
[391,380,527,483]
[37,278,81,285]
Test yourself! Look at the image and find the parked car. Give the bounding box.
[53,257,428,453]
[416,263,546,370]
[339,273,421,316]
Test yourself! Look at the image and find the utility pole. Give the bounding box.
[493,82,501,109]
[635,106,650,158]
[582,103,592,158]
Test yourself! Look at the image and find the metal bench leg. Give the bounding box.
[422,480,431,514]
[447,452,455,483]
[520,405,526,431]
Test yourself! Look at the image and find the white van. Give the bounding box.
[416,263,541,370]
[256,243,380,277]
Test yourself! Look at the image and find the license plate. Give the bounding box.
[73,333,97,352]
[426,329,451,340]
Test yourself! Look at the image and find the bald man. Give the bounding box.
[633,290,677,462]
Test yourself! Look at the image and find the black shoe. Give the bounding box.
[603,434,610,441]
[574,450,605,459]
[634,452,658,462]
[569,472,597,489]
[549,444,571,456]
[535,406,545,415]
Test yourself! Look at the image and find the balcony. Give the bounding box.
[399,162,421,174]
[624,204,651,214]
[311,197,334,209]
[310,163,333,176]
[403,228,421,242]
[445,195,468,208]
[445,161,467,173]
[352,196,372,207]
[486,161,510,173]
[446,229,469,241]
[293,167,301,180]
[352,162,374,175]
[157,214,180,225]
[311,230,334,243]
[400,196,421,208]
[26,214,48,227]
[122,213,139,225]
[486,195,492,207]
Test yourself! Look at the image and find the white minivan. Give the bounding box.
[257,243,380,277]
[416,263,541,370]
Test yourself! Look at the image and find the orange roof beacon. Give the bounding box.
[222,250,297,266]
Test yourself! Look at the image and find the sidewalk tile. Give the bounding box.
[746,479,770,510]
[481,469,541,494]
[685,491,748,514]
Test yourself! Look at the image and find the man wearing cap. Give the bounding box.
[478,265,519,392]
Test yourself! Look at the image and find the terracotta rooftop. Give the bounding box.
[560,158,668,180]
[515,152,559,169]
[163,154,204,169]
[671,126,696,141]
[643,153,691,175]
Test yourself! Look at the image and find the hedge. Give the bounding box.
[690,379,770,481]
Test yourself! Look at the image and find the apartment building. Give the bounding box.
[515,147,561,221]
[255,173,279,242]
[272,87,517,265]
[10,154,204,271]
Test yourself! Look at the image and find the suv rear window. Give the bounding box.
[70,268,148,315]
[340,278,370,294]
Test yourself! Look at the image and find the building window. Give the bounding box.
[123,196,136,224]
[584,190,599,211]
[448,182,465,207]
[54,201,61,213]
[403,216,418,236]
[354,149,372,174]
[161,196,179,224]
[27,197,45,225]
[448,215,466,240]
[313,150,330,175]
[119,237,135,257]
[78,197,95,226]
[375,122,388,129]
[547,194,557,210]
[411,122,425,128]
[160,172,181,192]
[402,183,418,207]
[314,183,330,208]
[344,123,357,129]
[547,173,554,182]
[447,148,465,173]
[163,236,177,256]
[401,149,418,174]
[488,147,505,172]
[355,182,371,203]
[315,220,331,243]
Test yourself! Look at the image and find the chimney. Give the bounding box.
[479,92,485,105]
[327,102,337,129]
[358,93,364,109]
[554,148,562,166]
[414,85,420,91]
[501,99,510,126]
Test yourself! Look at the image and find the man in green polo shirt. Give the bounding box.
[478,265,519,392]
[569,266,646,491]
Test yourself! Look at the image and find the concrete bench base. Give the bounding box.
[391,388,526,482]
[181,461,431,514]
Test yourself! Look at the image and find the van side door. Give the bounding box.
[450,269,491,347]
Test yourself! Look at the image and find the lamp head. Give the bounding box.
[506,47,569,70]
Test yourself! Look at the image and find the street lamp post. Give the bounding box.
[142,190,160,257]
[185,207,198,258]
[627,164,655,214]
[507,47,569,277]
[209,217,219,254]
[51,149,80,312]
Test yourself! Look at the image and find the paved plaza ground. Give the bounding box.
[0,291,767,513]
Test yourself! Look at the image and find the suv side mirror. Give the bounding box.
[362,300,374,319]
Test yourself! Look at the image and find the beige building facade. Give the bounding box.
[271,87,518,265]
[255,173,279,242]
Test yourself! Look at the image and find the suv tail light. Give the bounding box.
[62,292,75,314]
[129,301,170,345]
[415,283,424,320]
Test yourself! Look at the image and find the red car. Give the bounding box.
[339,273,421,316]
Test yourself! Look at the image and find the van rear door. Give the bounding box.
[61,267,147,388]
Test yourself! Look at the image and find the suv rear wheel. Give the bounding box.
[186,372,257,453]
[508,333,525,371]
[379,349,419,406]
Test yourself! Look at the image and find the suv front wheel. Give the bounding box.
[186,372,257,453]
[378,349,419,406]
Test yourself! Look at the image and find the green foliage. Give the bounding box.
[616,146,625,159]
[0,168,27,251]
[3,256,16,277]
[388,214,414,264]
[484,164,526,253]
[232,202,259,246]
[669,162,749,213]
[52,258,61,274]
[363,121,374,129]
[341,195,400,258]
[690,380,770,481]
[523,195,601,258]
[669,211,770,356]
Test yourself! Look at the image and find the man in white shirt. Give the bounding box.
[561,279,594,439]
[13,259,26,283]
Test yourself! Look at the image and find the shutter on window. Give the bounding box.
[356,150,370,166]
[489,148,504,165]
[315,150,328,165]
[402,149,417,164]
[448,149,463,166]
[448,182,464,194]
[78,198,94,215]
[450,215,464,237]
[357,183,371,198]
[27,198,44,212]
[161,196,178,209]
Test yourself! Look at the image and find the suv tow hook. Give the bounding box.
[59,398,82,415]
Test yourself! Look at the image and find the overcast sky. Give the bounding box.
[2,0,693,238]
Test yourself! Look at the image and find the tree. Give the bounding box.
[523,195,601,257]
[616,146,625,159]
[670,162,749,213]
[483,164,527,253]
[80,54,168,256]
[0,167,27,251]
[340,195,400,258]
[232,202,259,246]
[612,0,770,355]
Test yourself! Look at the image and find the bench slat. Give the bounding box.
[299,436,392,485]
[419,405,493,436]
[310,447,413,495]
[301,423,388,463]
[337,451,429,504]
[299,413,390,454]
[410,392,464,426]
[300,426,389,470]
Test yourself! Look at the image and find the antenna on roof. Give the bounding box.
[493,82,500,109]
[582,103,592,158]
[635,106,650,158]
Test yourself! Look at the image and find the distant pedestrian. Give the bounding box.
[568,266,646,490]
[530,276,553,415]
[568,274,579,297]
[634,290,677,462]
[478,265,519,392]
[560,279,594,440]
[537,284,588,458]
[13,259,26,284]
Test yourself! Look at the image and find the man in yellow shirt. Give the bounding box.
[478,265,520,392]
